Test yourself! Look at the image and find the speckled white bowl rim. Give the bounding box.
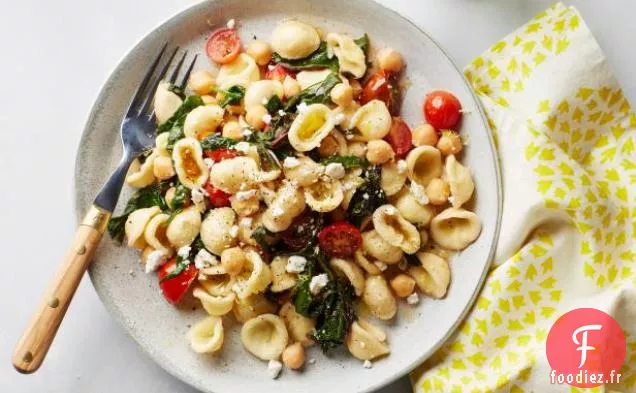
[74,1,502,392]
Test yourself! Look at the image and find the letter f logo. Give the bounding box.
[572,324,602,368]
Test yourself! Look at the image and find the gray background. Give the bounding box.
[1,1,634,392]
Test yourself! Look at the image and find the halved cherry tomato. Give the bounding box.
[204,148,240,162]
[204,184,231,208]
[423,90,462,130]
[206,28,242,65]
[158,258,199,304]
[385,117,413,158]
[280,211,324,251]
[265,64,295,83]
[360,72,391,107]
[318,222,362,258]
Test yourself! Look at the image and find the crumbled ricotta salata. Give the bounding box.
[234,141,251,153]
[229,225,239,238]
[325,162,345,179]
[363,360,373,369]
[396,159,407,174]
[332,112,346,125]
[177,246,191,259]
[194,249,218,269]
[374,261,388,272]
[236,189,257,201]
[286,256,307,273]
[145,250,168,273]
[410,182,429,205]
[277,109,286,116]
[297,102,309,114]
[385,206,397,215]
[226,18,236,29]
[203,158,215,168]
[283,156,301,168]
[242,129,253,137]
[267,360,283,379]
[309,274,329,295]
[406,292,420,305]
[191,187,207,204]
[262,113,272,124]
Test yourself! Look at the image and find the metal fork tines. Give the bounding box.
[93,45,198,212]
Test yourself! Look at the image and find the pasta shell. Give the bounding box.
[429,207,482,251]
[381,161,407,196]
[187,316,224,354]
[406,146,442,186]
[279,302,315,347]
[155,133,170,157]
[361,230,403,264]
[351,100,391,141]
[445,155,475,208]
[165,206,201,248]
[288,104,335,152]
[183,105,224,140]
[326,33,366,79]
[233,293,277,323]
[329,258,365,296]
[283,156,324,186]
[233,249,272,299]
[172,138,208,189]
[125,206,161,249]
[345,319,390,360]
[216,53,260,89]
[270,256,298,293]
[304,179,344,213]
[392,187,437,226]
[337,102,360,130]
[244,80,284,109]
[241,314,289,360]
[261,182,306,232]
[143,213,173,255]
[271,20,320,60]
[325,128,349,155]
[209,156,259,194]
[353,250,382,275]
[193,284,235,316]
[372,205,420,254]
[154,81,183,124]
[296,69,333,90]
[362,275,397,320]
[200,207,237,255]
[199,272,236,296]
[126,152,157,188]
[340,169,364,210]
[409,252,450,299]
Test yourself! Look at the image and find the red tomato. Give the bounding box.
[204,148,240,162]
[318,222,362,258]
[158,258,199,304]
[385,117,413,158]
[423,90,462,130]
[206,28,241,64]
[360,72,391,107]
[265,64,294,83]
[204,184,231,208]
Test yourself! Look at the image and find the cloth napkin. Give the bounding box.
[410,3,636,392]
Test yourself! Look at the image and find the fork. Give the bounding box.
[12,44,197,374]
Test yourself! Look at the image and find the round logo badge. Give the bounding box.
[546,308,626,387]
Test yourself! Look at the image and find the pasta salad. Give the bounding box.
[108,19,481,377]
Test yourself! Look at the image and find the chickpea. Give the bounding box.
[246,39,272,66]
[245,104,268,130]
[366,140,395,164]
[426,178,450,205]
[349,79,362,100]
[281,342,305,370]
[437,131,463,156]
[230,193,260,216]
[412,124,438,147]
[153,156,175,180]
[283,76,301,98]
[222,120,243,140]
[221,247,247,276]
[318,135,339,157]
[201,95,218,105]
[188,70,215,95]
[330,83,353,107]
[348,142,367,158]
[390,274,416,298]
[376,47,404,73]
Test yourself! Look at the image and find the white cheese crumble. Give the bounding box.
[203,158,215,168]
[448,196,456,205]
[277,109,286,116]
[261,97,269,105]
[267,360,283,379]
[283,156,301,168]
[309,274,329,295]
[363,360,373,369]
[332,112,346,125]
[345,133,354,140]
[191,187,207,204]
[226,18,236,29]
[407,292,420,305]
[286,255,307,273]
[362,193,370,200]
[385,206,397,215]
[267,64,275,71]
[262,113,272,124]
[236,189,257,201]
[145,250,168,273]
[234,141,251,153]
[410,182,429,205]
[240,217,253,227]
[229,225,239,238]
[241,129,253,137]
[297,102,309,114]
[194,249,218,269]
[308,358,316,365]
[324,162,345,179]
[396,159,407,174]
[271,206,284,217]
[374,261,388,272]
[177,246,191,259]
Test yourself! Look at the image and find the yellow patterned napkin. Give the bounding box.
[410,3,635,392]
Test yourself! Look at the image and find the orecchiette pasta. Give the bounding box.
[199,272,236,296]
[155,133,171,156]
[126,152,157,188]
[154,81,183,124]
[329,258,365,296]
[233,293,277,323]
[209,156,259,193]
[392,187,437,226]
[304,179,344,212]
[193,284,236,316]
[270,256,298,293]
[261,182,306,232]
[336,101,361,131]
[187,316,224,354]
[125,206,161,249]
[381,161,408,196]
[296,69,333,90]
[445,154,475,208]
[406,146,442,186]
[372,205,420,254]
[326,33,366,78]
[183,105,224,140]
[361,230,403,264]
[241,314,289,360]
[233,249,272,299]
[165,206,201,248]
[244,80,284,109]
[288,103,335,152]
[345,319,390,360]
[354,250,383,275]
[362,275,397,320]
[279,302,315,347]
[216,53,260,89]
[409,252,450,299]
[270,20,320,60]
[282,156,324,186]
[143,213,173,256]
[429,207,482,251]
[200,207,237,255]
[351,100,392,141]
[172,138,209,189]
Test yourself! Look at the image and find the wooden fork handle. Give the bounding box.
[12,205,111,374]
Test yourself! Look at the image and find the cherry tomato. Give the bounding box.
[318,222,362,258]
[360,72,391,107]
[204,184,231,208]
[423,90,462,130]
[158,258,199,304]
[280,211,324,250]
[265,64,295,83]
[206,28,242,64]
[385,117,413,158]
[204,148,240,162]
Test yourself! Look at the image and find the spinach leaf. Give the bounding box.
[161,235,204,282]
[265,95,283,114]
[354,34,370,56]
[285,73,341,111]
[319,155,369,169]
[243,129,280,171]
[271,42,339,72]
[217,85,246,108]
[167,84,185,99]
[157,95,204,134]
[251,226,278,253]
[347,165,387,227]
[107,184,167,242]
[200,134,238,151]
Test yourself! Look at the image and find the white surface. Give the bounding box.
[0,1,634,392]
